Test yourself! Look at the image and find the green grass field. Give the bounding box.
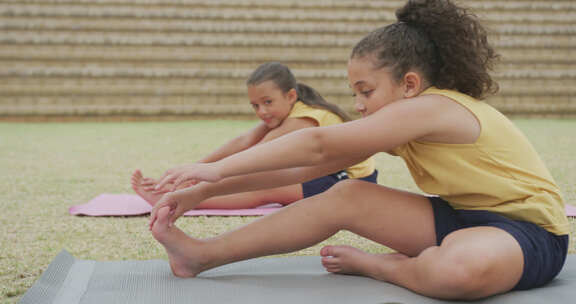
[1,119,575,303]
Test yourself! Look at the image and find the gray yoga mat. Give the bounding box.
[20,250,576,304]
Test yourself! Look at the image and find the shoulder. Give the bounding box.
[288,101,310,117]
[289,101,342,126]
[290,102,326,117]
[373,93,463,124]
[266,102,321,138]
[300,90,483,156]
[372,92,481,145]
[279,116,318,130]
[259,116,317,143]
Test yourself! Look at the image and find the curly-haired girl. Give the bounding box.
[148,1,568,300]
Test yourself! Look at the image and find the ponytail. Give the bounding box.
[352,0,499,99]
[296,83,351,121]
[247,62,351,121]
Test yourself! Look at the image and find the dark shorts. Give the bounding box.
[429,196,569,290]
[301,170,378,198]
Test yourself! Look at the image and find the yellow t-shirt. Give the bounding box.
[288,101,375,179]
[391,87,568,235]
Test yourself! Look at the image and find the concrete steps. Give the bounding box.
[1,0,575,118]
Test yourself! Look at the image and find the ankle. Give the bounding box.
[366,253,408,281]
[188,239,222,271]
[200,237,245,269]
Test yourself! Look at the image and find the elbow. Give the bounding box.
[234,135,253,151]
[307,128,329,165]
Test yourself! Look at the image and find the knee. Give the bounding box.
[426,249,492,299]
[325,179,365,202]
[307,179,364,212]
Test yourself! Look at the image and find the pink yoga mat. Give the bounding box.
[70,194,576,217]
[69,194,282,216]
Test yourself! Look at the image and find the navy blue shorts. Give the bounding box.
[302,170,378,198]
[429,196,569,290]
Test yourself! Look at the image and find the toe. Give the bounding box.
[321,256,338,265]
[325,266,341,273]
[131,170,142,185]
[320,245,334,257]
[132,169,142,179]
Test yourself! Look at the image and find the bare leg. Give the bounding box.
[151,180,435,276]
[195,184,303,209]
[151,180,524,299]
[372,227,523,300]
[319,223,524,298]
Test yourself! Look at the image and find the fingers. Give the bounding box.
[155,174,176,192]
[149,201,161,230]
[154,169,173,189]
[139,175,169,193]
[152,185,171,194]
[149,192,185,230]
[168,179,198,192]
[171,174,202,191]
[154,164,193,190]
[141,178,156,186]
[149,208,158,230]
[153,189,171,195]
[168,209,176,227]
[171,174,190,191]
[144,183,171,193]
[149,204,171,230]
[149,194,170,230]
[169,207,184,227]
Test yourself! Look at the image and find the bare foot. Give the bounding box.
[141,177,158,190]
[131,170,164,206]
[320,245,409,281]
[151,206,211,277]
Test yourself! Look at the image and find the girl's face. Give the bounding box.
[247,80,297,128]
[347,56,407,117]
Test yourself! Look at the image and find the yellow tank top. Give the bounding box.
[391,87,568,235]
[288,101,375,179]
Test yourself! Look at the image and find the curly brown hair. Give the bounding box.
[351,0,499,99]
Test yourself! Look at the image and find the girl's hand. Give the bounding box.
[148,190,199,229]
[149,192,178,229]
[141,177,172,193]
[154,163,222,192]
[141,177,156,187]
[153,164,196,190]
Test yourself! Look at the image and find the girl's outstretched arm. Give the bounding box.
[148,123,269,191]
[197,122,269,163]
[215,98,443,179]
[154,118,317,192]
[151,123,269,192]
[154,95,460,189]
[149,155,368,226]
[201,117,316,163]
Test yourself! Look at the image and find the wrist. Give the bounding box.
[196,182,216,201]
[172,186,207,209]
[211,160,226,181]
